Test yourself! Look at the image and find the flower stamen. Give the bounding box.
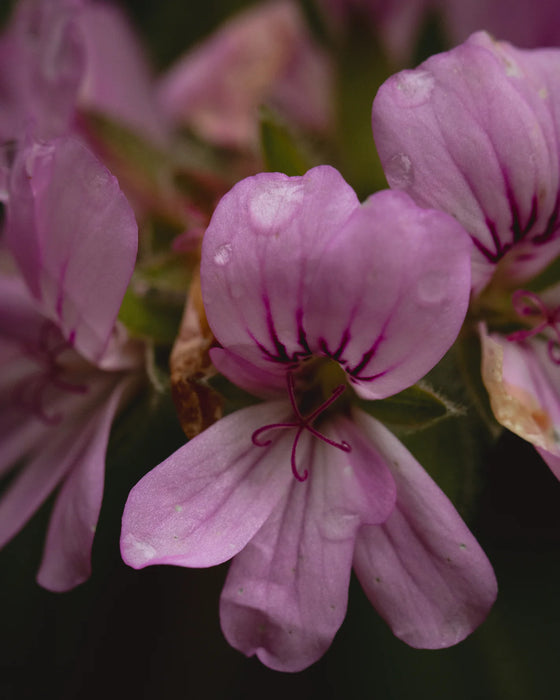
[507,289,560,364]
[251,371,351,482]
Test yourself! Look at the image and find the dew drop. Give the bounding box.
[249,179,304,232]
[395,69,435,107]
[417,270,448,304]
[214,242,232,266]
[385,153,413,188]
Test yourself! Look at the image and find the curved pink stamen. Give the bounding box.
[251,371,351,482]
[507,289,560,364]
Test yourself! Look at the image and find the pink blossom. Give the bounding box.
[0,135,143,591]
[121,166,496,671]
[0,0,165,145]
[372,32,560,478]
[442,0,560,49]
[157,0,333,149]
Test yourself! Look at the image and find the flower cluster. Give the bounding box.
[3,0,560,679]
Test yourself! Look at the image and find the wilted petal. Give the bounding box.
[480,324,560,465]
[202,167,470,398]
[6,136,138,363]
[36,377,130,592]
[121,402,296,569]
[352,409,498,648]
[220,418,396,672]
[372,31,560,292]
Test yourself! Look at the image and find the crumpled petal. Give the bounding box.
[5,136,138,364]
[480,323,560,469]
[351,409,498,648]
[219,415,396,672]
[121,402,297,569]
[372,31,560,292]
[36,376,131,592]
[202,166,471,398]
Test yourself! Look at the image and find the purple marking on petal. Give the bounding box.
[11,320,89,424]
[533,194,560,245]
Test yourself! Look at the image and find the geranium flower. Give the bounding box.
[372,31,560,477]
[0,0,165,146]
[0,135,143,591]
[121,165,496,671]
[156,0,333,149]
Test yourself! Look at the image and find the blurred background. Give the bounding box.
[2,1,560,698]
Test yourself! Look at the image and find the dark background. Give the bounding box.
[2,1,560,698]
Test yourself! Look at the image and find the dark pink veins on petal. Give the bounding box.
[12,320,88,424]
[507,289,560,364]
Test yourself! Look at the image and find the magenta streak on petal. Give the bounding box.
[11,320,88,423]
[251,372,351,482]
[507,289,560,364]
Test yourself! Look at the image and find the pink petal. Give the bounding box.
[157,0,330,148]
[210,347,287,399]
[6,136,138,363]
[76,3,167,143]
[0,373,116,550]
[120,402,296,569]
[372,31,560,292]
[351,409,498,648]
[0,0,85,142]
[220,418,395,672]
[36,377,130,592]
[479,324,560,472]
[202,168,470,398]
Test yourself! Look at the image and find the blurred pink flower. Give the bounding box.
[442,0,560,49]
[121,166,496,671]
[157,0,333,149]
[0,0,165,145]
[0,135,143,591]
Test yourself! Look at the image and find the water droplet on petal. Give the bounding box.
[385,153,414,188]
[214,242,232,265]
[417,270,448,304]
[249,179,304,232]
[395,69,435,107]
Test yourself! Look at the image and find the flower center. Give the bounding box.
[507,289,560,364]
[251,368,351,482]
[12,321,88,424]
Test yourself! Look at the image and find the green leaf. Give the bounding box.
[526,253,560,293]
[118,285,183,345]
[357,382,461,431]
[259,107,312,176]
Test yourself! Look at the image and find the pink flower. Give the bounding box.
[372,32,560,478]
[121,166,496,671]
[0,135,143,591]
[442,0,560,49]
[157,0,333,149]
[0,0,165,145]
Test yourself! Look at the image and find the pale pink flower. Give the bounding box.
[0,134,143,591]
[157,0,333,149]
[372,31,560,478]
[121,166,496,671]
